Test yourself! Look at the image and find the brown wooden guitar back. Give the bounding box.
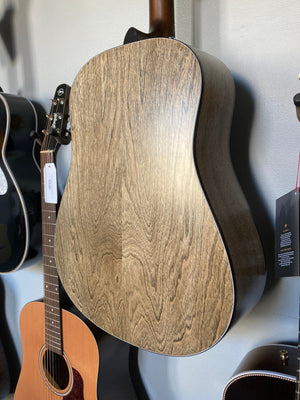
[55,37,265,356]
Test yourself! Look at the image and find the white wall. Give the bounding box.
[0,1,299,399]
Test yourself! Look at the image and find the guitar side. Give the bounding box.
[15,301,99,400]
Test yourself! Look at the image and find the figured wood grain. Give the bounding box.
[55,38,265,355]
[14,301,99,399]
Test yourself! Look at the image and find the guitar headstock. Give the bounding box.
[41,83,71,152]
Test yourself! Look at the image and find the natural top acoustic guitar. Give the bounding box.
[55,0,266,356]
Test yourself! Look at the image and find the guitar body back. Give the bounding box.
[223,344,297,400]
[56,38,265,355]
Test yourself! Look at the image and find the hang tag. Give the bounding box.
[43,163,58,204]
[275,189,299,277]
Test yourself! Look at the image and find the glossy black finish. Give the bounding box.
[0,93,45,272]
[223,344,297,400]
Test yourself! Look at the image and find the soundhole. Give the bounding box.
[42,349,70,391]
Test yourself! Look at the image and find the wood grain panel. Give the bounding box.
[55,38,265,355]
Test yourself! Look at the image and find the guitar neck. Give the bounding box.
[40,150,62,356]
[124,0,174,43]
[149,0,174,37]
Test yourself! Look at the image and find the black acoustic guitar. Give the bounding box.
[224,291,300,400]
[0,90,46,273]
[223,344,298,400]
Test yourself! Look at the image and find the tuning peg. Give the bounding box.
[293,93,300,107]
[30,130,38,139]
[30,130,44,145]
[294,93,300,122]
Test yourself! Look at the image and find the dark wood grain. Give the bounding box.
[55,38,265,355]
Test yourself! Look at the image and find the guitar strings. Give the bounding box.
[42,98,61,399]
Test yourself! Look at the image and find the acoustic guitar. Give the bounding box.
[14,84,100,399]
[224,289,300,400]
[55,0,266,356]
[222,344,298,400]
[0,89,46,273]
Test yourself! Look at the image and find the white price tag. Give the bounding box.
[43,163,58,204]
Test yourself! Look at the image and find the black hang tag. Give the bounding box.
[275,189,299,277]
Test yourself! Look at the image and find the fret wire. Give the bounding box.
[45,304,60,315]
[45,316,61,323]
[45,298,59,304]
[45,325,61,332]
[44,264,56,272]
[44,264,56,269]
[45,338,62,347]
[44,256,56,261]
[44,290,59,297]
[45,312,60,319]
[45,337,62,346]
[44,294,59,300]
[46,337,62,346]
[45,312,60,317]
[44,282,59,293]
[45,330,61,337]
[45,343,61,352]
[44,288,59,293]
[44,272,59,278]
[45,322,61,330]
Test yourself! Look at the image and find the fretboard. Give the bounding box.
[40,150,62,355]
